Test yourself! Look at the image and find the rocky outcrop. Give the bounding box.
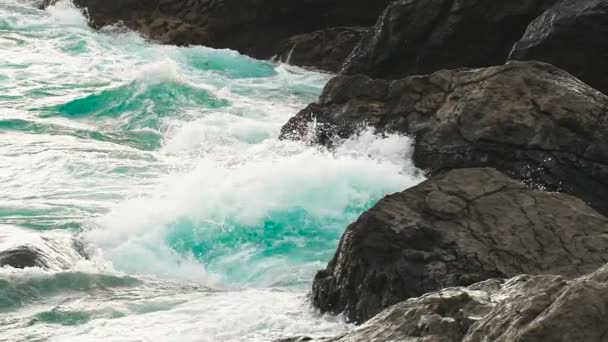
[0,246,47,269]
[311,168,608,323]
[509,0,608,95]
[276,28,366,72]
[295,265,608,341]
[0,225,87,270]
[281,61,608,215]
[340,0,559,79]
[42,0,390,69]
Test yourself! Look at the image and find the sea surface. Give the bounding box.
[0,1,424,341]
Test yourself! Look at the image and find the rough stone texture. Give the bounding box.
[509,0,608,95]
[311,168,608,323]
[42,0,390,63]
[462,266,608,342]
[341,0,559,79]
[295,265,608,341]
[276,27,366,73]
[324,279,504,342]
[281,61,608,216]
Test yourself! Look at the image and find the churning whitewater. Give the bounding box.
[0,1,424,341]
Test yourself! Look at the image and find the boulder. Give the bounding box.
[509,0,608,94]
[463,265,608,342]
[276,27,367,72]
[0,246,47,269]
[281,61,608,215]
[302,265,608,341]
[311,168,608,323]
[341,0,559,79]
[41,0,391,65]
[0,225,87,270]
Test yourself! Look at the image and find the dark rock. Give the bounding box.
[311,168,608,323]
[462,265,608,342]
[319,265,608,341]
[273,337,314,342]
[42,0,391,63]
[276,27,367,73]
[0,246,47,269]
[281,61,608,216]
[509,0,608,94]
[341,0,559,79]
[0,225,87,270]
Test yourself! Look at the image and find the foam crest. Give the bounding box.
[45,0,89,27]
[85,131,424,284]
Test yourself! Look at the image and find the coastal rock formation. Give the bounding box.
[305,265,608,341]
[281,61,608,215]
[341,0,559,78]
[0,225,87,270]
[311,168,608,323]
[276,28,366,72]
[0,246,47,269]
[41,0,390,69]
[509,0,608,94]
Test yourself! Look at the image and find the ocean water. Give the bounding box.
[0,1,424,341]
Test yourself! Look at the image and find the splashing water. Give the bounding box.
[0,1,425,341]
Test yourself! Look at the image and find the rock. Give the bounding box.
[462,265,608,342]
[0,225,87,270]
[0,246,47,269]
[317,265,608,341]
[273,337,313,342]
[323,278,507,342]
[41,0,391,64]
[509,0,608,94]
[340,0,559,79]
[276,27,367,72]
[311,168,608,323]
[281,61,608,215]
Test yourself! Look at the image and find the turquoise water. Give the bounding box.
[0,1,424,341]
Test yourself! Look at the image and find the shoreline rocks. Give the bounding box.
[287,264,608,341]
[340,0,560,79]
[509,0,608,95]
[312,168,608,323]
[281,61,608,216]
[0,225,87,270]
[276,27,367,73]
[41,0,391,71]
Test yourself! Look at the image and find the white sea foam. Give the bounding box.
[0,0,425,340]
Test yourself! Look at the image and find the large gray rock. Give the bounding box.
[311,168,608,323]
[41,0,390,69]
[509,0,608,94]
[281,61,608,216]
[341,0,559,79]
[302,264,608,341]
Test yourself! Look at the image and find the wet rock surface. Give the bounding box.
[276,27,366,73]
[340,0,559,79]
[509,0,608,95]
[311,168,608,323]
[297,265,608,341]
[281,61,608,215]
[42,0,390,66]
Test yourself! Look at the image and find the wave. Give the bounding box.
[0,270,140,310]
[84,130,425,286]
